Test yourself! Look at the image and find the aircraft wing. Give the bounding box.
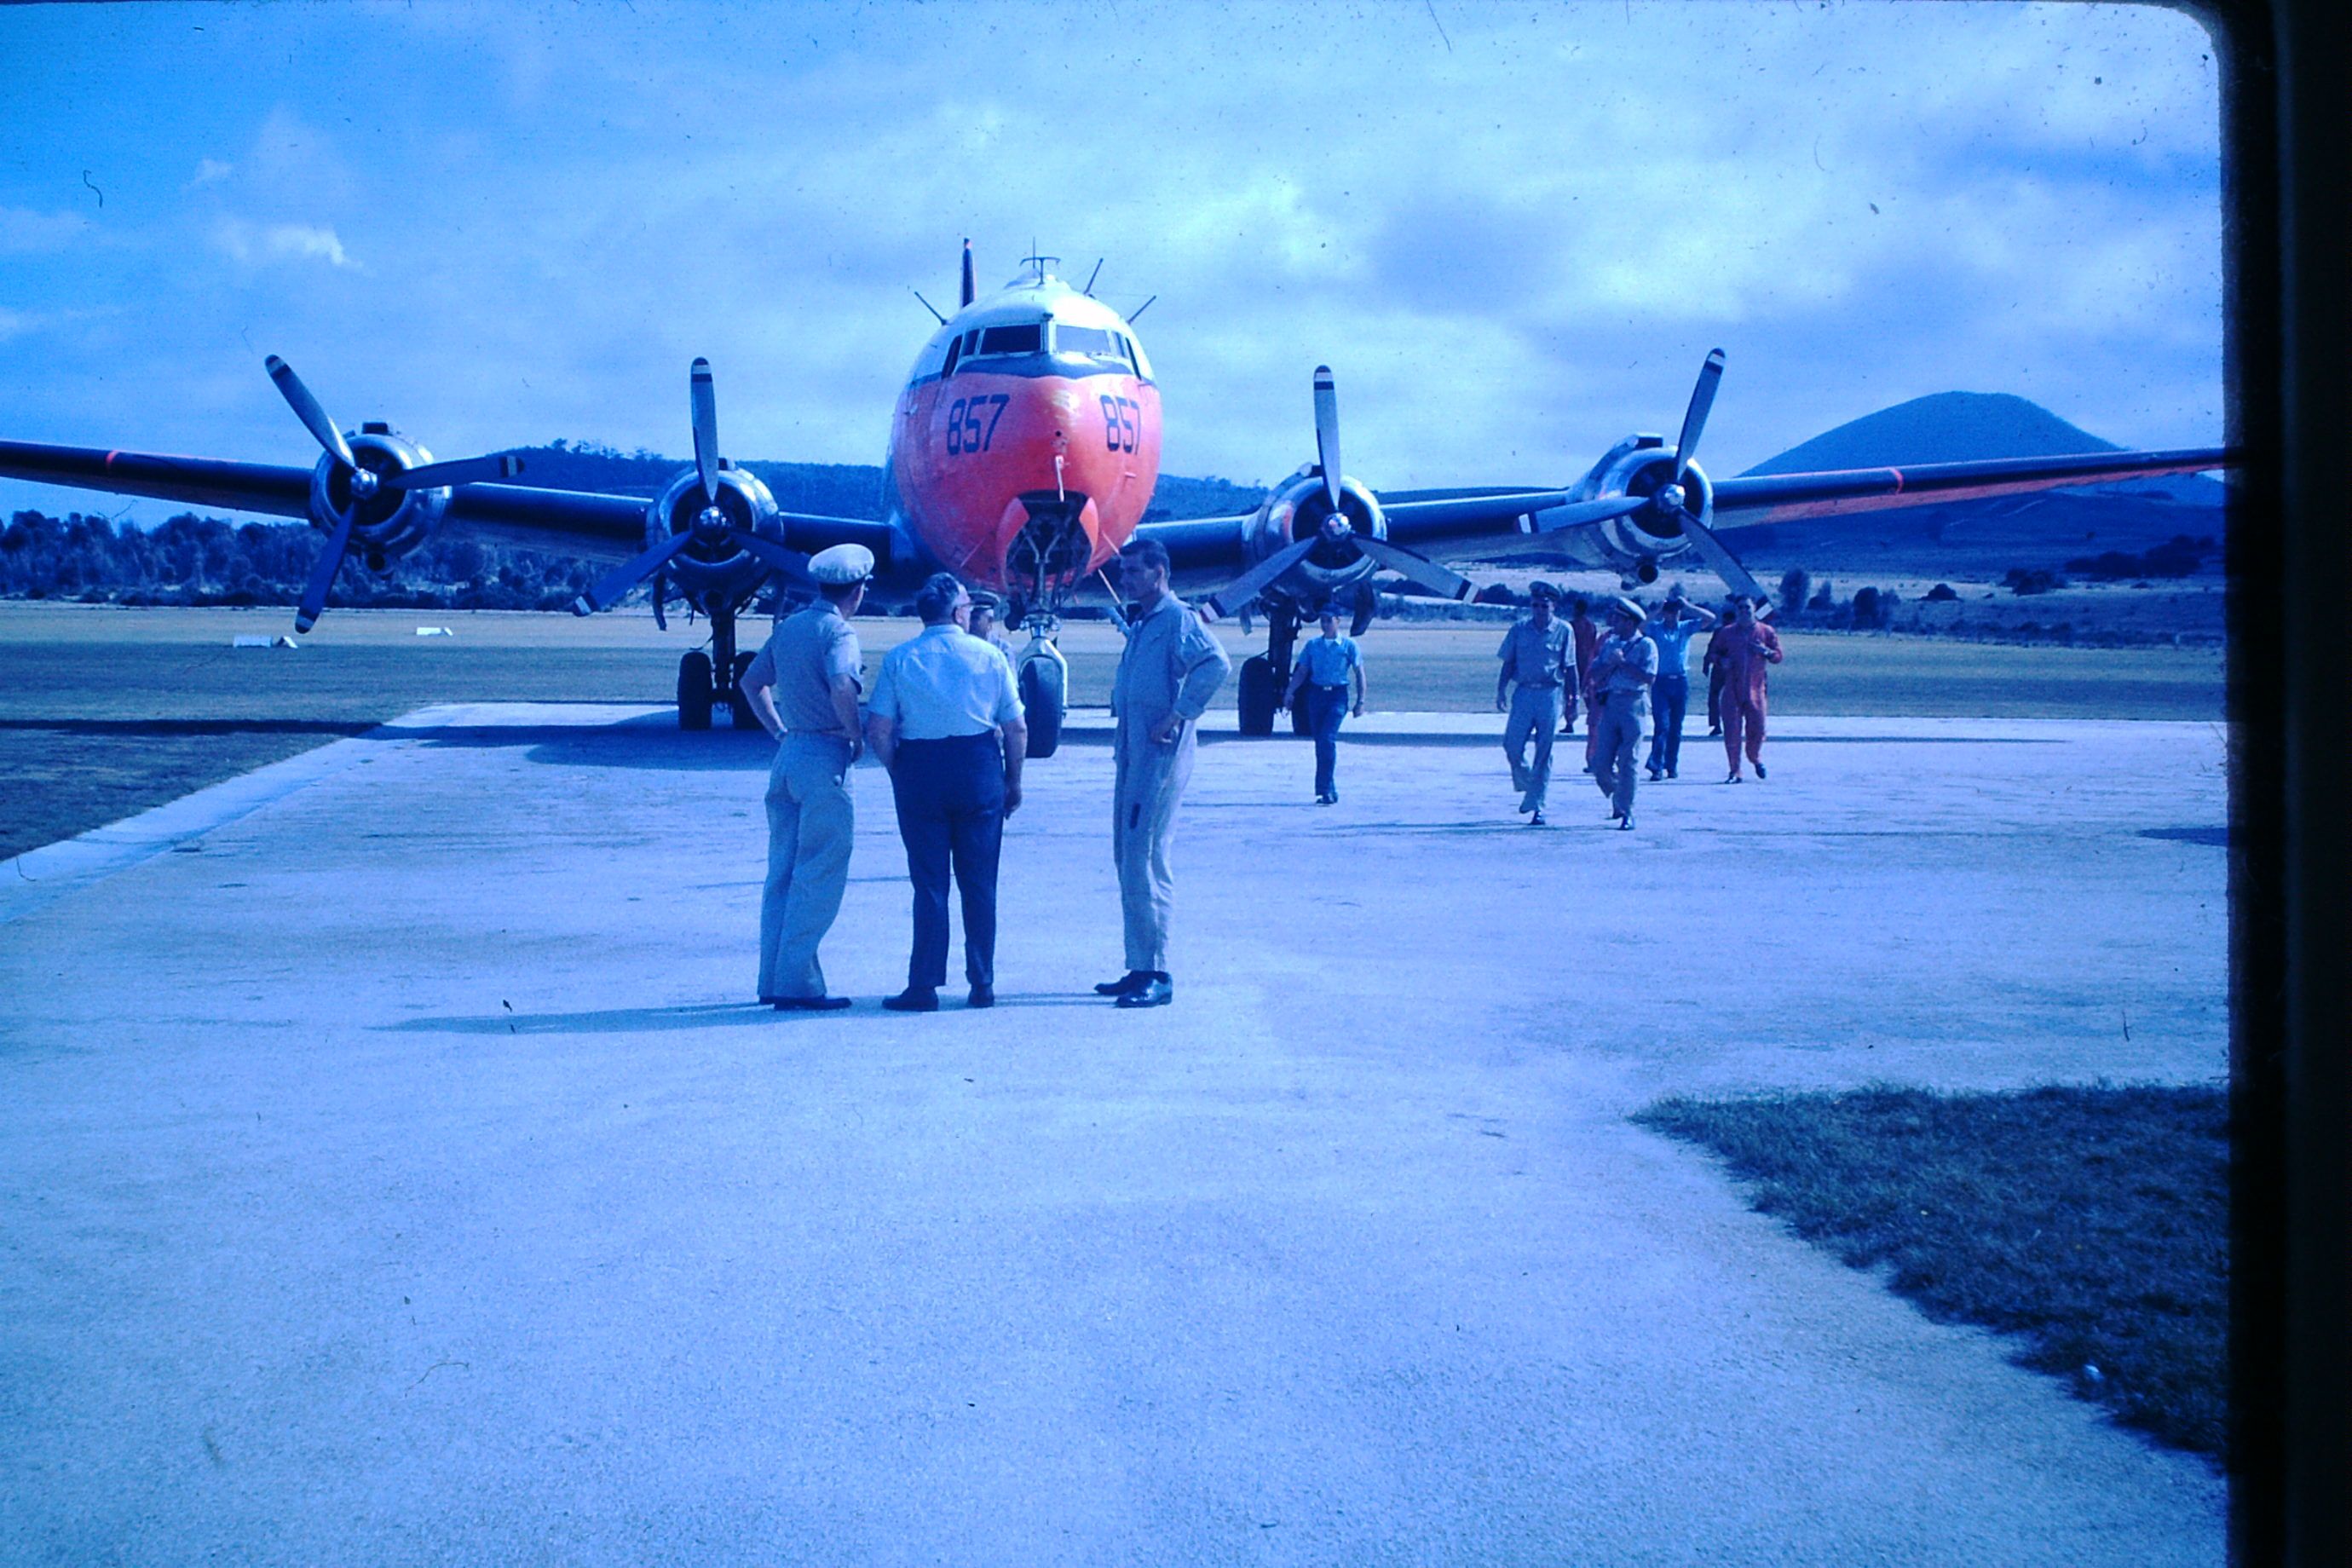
[1705,447,2234,527]
[0,436,890,566]
[1138,447,2233,579]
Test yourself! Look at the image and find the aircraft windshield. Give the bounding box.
[976,324,1043,355]
[1053,324,1123,361]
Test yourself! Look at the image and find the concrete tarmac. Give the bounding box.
[0,705,2228,1565]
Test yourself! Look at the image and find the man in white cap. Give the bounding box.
[1588,595,1658,829]
[740,542,873,1010]
[1495,579,1573,825]
[866,572,1026,1012]
[1096,536,1230,1009]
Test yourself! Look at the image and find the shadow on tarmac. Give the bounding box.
[386,991,1111,1033]
[381,712,2067,772]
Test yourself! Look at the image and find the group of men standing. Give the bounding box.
[1496,582,1784,829]
[741,536,1228,1016]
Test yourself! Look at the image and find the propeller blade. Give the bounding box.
[1311,365,1343,511]
[1530,494,1651,533]
[1202,536,1318,620]
[731,532,816,585]
[1352,536,1475,602]
[266,355,357,470]
[383,452,526,491]
[960,239,976,308]
[293,508,358,634]
[1678,512,1768,604]
[689,358,720,504]
[652,570,668,631]
[1673,349,1726,479]
[574,531,695,615]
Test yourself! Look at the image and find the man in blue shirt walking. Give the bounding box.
[1282,608,1365,804]
[1645,586,1718,781]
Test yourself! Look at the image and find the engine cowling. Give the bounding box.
[1536,434,1716,585]
[306,427,448,571]
[644,464,785,605]
[1242,465,1389,608]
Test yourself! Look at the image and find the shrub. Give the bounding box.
[1778,568,1810,613]
[1924,582,1958,602]
[2003,567,2065,596]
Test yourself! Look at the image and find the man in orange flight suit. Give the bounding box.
[1717,593,1784,782]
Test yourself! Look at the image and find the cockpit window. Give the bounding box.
[1053,324,1122,361]
[977,323,1043,355]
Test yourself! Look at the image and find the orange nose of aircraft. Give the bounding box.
[911,372,1159,592]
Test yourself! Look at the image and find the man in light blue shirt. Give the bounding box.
[1644,586,1718,781]
[866,573,1027,1012]
[1281,608,1365,804]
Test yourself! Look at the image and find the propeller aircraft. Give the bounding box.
[0,241,2234,751]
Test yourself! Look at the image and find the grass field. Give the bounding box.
[0,601,2225,859]
[1635,1086,2228,1463]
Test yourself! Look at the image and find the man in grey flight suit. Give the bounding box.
[1097,535,1231,1010]
[1588,596,1659,831]
[740,543,873,1011]
[1495,579,1574,826]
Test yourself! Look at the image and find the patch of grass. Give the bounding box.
[1634,1084,2226,1461]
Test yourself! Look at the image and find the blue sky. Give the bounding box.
[0,1,2222,524]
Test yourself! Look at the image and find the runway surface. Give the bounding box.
[0,706,2228,1565]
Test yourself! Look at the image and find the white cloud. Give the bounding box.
[189,159,233,187]
[211,219,356,268]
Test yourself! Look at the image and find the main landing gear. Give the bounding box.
[1235,596,1370,739]
[677,608,758,730]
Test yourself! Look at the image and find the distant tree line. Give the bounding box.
[2,510,599,611]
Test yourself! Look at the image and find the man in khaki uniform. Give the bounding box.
[1495,579,1574,826]
[739,544,873,1010]
[1097,536,1231,1010]
[1588,596,1658,830]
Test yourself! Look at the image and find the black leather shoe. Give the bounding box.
[1755,761,1767,779]
[774,994,851,1012]
[1094,971,1150,996]
[1529,810,1546,826]
[1618,815,1635,831]
[883,987,939,1012]
[966,983,994,1009]
[1115,975,1173,1009]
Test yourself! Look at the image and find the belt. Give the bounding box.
[1519,680,1560,689]
[1310,683,1348,691]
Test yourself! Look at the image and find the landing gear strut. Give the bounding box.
[1237,602,1311,737]
[677,606,758,730]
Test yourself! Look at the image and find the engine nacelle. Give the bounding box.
[1536,434,1715,585]
[307,427,447,571]
[1242,465,1388,609]
[645,464,785,605]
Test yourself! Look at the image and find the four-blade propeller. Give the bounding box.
[265,355,526,632]
[573,359,811,616]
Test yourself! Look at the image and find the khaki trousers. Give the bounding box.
[1112,718,1195,973]
[760,734,855,1000]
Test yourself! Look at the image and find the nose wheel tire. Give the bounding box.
[677,650,714,730]
[1018,656,1064,759]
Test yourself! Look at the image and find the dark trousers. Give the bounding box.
[1307,685,1348,798]
[1646,674,1690,775]
[888,732,1006,989]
